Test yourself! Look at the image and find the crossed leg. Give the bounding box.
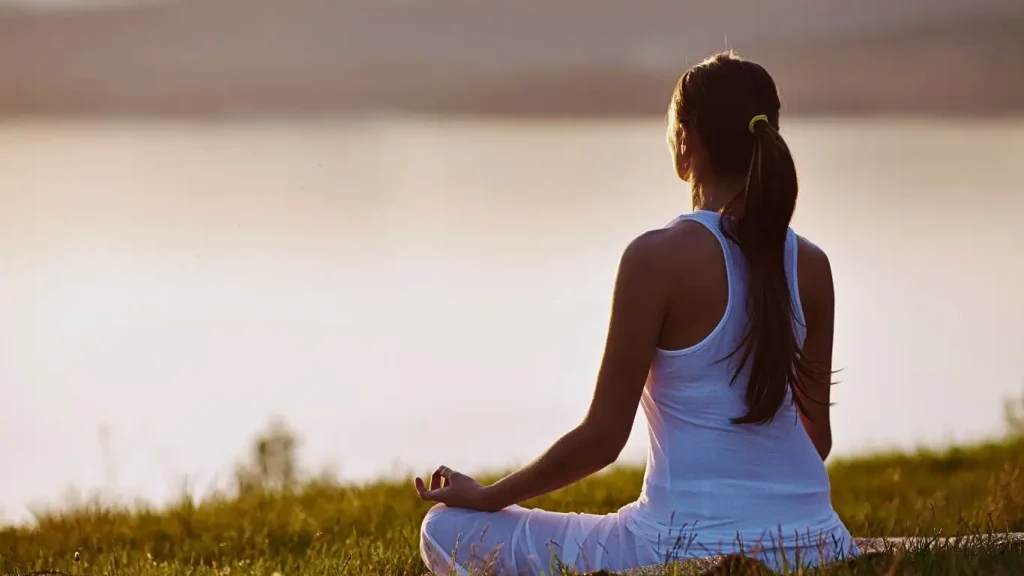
[420,504,648,576]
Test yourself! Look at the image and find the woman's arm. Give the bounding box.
[793,238,835,461]
[479,231,675,511]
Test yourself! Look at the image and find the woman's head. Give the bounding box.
[667,51,785,203]
[668,51,819,425]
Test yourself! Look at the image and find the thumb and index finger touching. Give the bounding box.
[415,465,455,502]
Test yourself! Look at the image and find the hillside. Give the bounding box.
[0,0,1022,117]
[1,438,1022,575]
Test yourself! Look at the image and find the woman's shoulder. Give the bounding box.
[794,233,835,319]
[622,219,723,276]
[794,234,832,282]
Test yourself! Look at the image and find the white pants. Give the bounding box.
[420,504,656,575]
[420,503,860,575]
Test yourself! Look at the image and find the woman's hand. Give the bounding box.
[415,466,503,512]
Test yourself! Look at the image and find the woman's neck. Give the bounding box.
[692,175,746,213]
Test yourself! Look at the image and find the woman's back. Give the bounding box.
[620,210,853,563]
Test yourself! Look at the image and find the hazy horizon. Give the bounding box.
[2,0,1023,117]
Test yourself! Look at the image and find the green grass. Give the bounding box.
[2,438,1023,576]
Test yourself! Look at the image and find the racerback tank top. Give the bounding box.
[620,210,858,565]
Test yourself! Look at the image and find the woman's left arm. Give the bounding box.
[472,231,674,511]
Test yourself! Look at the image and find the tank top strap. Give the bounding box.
[666,210,731,249]
[671,208,718,233]
[784,228,807,331]
[667,209,742,305]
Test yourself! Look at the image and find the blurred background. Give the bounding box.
[1,0,1022,525]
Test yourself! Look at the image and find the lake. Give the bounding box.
[1,115,1022,524]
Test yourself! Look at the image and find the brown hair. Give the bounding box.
[668,51,825,425]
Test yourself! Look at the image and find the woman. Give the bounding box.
[415,51,859,575]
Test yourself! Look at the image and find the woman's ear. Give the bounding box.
[675,128,694,182]
[681,128,709,183]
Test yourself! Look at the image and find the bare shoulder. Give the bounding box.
[614,222,717,307]
[795,234,833,283]
[623,220,719,271]
[795,234,835,319]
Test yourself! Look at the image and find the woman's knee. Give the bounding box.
[420,503,450,540]
[420,504,458,574]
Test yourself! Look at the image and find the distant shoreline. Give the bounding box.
[3,109,1023,122]
[1,3,1022,119]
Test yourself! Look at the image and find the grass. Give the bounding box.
[1,437,1023,576]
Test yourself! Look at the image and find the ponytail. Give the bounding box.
[722,116,818,425]
[670,51,831,425]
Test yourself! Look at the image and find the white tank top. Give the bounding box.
[621,209,855,561]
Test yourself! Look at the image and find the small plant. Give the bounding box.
[1003,384,1024,438]
[233,416,301,495]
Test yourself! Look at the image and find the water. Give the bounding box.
[1,115,1022,524]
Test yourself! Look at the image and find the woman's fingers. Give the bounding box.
[416,465,456,501]
[431,465,455,490]
[415,476,445,500]
[414,476,436,500]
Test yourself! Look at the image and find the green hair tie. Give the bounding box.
[748,114,769,134]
